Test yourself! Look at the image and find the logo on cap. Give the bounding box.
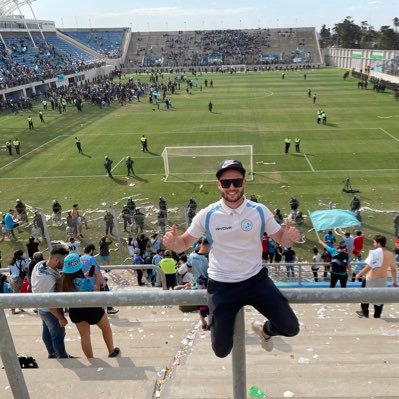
[222,160,236,168]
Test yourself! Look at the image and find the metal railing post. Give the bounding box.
[37,208,52,251]
[232,308,246,399]
[0,309,30,399]
[111,207,124,264]
[298,263,303,285]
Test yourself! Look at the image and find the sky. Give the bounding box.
[16,0,399,32]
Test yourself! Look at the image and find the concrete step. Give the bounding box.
[163,303,399,399]
[2,298,399,399]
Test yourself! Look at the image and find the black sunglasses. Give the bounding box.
[219,178,244,188]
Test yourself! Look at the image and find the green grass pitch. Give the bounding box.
[0,68,398,262]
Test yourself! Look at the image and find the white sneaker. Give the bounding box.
[251,321,274,352]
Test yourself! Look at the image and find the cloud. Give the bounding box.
[368,0,383,4]
[93,6,256,19]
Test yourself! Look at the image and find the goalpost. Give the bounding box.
[161,145,253,183]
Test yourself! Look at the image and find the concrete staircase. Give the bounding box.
[2,294,399,398]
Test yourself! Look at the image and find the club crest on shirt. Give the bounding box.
[241,219,253,231]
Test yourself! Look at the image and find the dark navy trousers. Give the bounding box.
[207,267,299,358]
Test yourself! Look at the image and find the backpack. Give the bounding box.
[10,260,27,280]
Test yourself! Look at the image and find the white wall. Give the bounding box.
[326,47,398,72]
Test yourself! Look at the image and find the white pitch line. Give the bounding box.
[303,153,315,172]
[379,128,399,142]
[111,156,125,172]
[1,168,399,181]
[83,127,382,137]
[256,168,399,174]
[0,135,67,171]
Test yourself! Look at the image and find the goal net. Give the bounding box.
[161,145,253,183]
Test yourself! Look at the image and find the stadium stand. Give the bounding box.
[0,31,99,88]
[126,27,322,68]
[61,28,127,58]
[373,55,399,77]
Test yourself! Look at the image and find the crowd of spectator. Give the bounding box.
[133,28,318,68]
[0,33,101,89]
[373,57,399,77]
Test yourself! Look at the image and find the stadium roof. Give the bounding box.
[0,0,36,16]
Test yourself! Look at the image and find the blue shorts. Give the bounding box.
[100,255,109,262]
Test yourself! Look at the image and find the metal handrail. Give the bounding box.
[2,288,399,399]
[0,265,168,290]
[2,261,397,275]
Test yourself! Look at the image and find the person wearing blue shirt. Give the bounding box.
[3,209,19,238]
[152,249,164,287]
[187,240,209,280]
[268,238,276,263]
[80,244,118,314]
[61,253,120,358]
[323,230,336,248]
[0,274,13,293]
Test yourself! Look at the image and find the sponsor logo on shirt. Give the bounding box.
[215,226,232,231]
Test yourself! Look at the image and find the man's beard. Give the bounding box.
[221,189,244,204]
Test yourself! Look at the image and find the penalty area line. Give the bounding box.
[111,156,126,172]
[379,128,399,142]
[0,135,68,171]
[303,153,315,172]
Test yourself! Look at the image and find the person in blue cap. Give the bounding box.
[61,253,120,358]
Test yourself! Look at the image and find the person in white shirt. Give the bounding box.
[163,159,300,358]
[9,250,30,314]
[67,237,81,255]
[177,254,193,284]
[31,246,72,358]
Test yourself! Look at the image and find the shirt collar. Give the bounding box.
[219,197,248,215]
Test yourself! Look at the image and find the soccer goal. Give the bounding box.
[161,145,253,182]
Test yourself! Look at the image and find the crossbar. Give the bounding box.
[1,288,399,399]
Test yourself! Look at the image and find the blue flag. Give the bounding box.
[309,209,361,231]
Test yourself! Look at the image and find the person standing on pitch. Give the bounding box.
[140,135,148,152]
[126,156,135,176]
[13,138,20,155]
[284,137,291,154]
[104,156,113,177]
[6,140,12,155]
[27,116,34,129]
[294,137,301,153]
[163,159,300,358]
[75,137,83,154]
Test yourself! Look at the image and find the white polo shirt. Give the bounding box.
[187,198,281,282]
